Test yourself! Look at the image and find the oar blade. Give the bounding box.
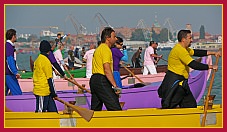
[70,104,94,122]
[56,97,94,122]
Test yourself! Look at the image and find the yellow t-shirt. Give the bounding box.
[168,43,194,79]
[33,54,53,96]
[92,43,113,75]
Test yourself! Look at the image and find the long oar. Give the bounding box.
[30,56,34,72]
[122,65,145,84]
[55,97,94,122]
[65,77,91,93]
[201,49,221,127]
[63,65,91,93]
[160,58,168,63]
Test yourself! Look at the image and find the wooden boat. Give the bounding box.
[17,56,211,93]
[5,56,221,127]
[5,104,222,127]
[7,57,211,112]
[20,55,167,79]
[119,64,168,75]
[19,67,87,79]
[18,73,166,92]
[19,65,167,79]
[6,65,208,112]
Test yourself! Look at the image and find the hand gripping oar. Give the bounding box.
[55,97,94,122]
[63,65,91,93]
[201,48,221,127]
[122,65,145,84]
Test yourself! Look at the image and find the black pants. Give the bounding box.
[68,59,74,69]
[135,58,141,68]
[89,74,122,111]
[35,95,58,112]
[161,85,197,108]
[159,70,197,109]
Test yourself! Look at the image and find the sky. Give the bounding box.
[5,5,222,36]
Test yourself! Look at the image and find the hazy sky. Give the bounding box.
[5,5,222,36]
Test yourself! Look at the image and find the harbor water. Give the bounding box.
[16,50,222,105]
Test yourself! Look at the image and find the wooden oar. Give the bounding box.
[201,48,221,127]
[65,77,91,93]
[63,65,91,93]
[160,58,168,63]
[30,56,34,72]
[121,74,131,80]
[122,65,145,84]
[55,97,94,122]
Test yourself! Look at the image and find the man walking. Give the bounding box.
[5,29,22,95]
[89,27,122,111]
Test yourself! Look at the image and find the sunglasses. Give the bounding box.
[117,43,123,46]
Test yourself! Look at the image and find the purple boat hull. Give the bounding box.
[6,58,208,112]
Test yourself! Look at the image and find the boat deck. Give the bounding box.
[5,104,222,128]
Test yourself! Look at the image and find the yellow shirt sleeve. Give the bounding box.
[179,48,194,65]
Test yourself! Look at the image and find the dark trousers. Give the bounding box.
[135,58,141,68]
[89,74,122,111]
[131,60,135,68]
[68,59,74,69]
[161,85,197,108]
[159,70,197,109]
[35,95,58,112]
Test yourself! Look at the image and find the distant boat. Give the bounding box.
[19,55,167,79]
[157,40,176,51]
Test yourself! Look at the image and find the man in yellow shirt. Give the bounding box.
[89,27,122,111]
[158,30,221,109]
[33,40,58,112]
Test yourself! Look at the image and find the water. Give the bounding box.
[16,50,222,105]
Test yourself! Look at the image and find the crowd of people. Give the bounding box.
[5,27,221,112]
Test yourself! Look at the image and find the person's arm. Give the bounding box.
[61,34,68,40]
[52,62,65,76]
[7,56,20,78]
[48,78,57,98]
[193,49,207,57]
[151,54,163,58]
[188,60,209,70]
[193,49,221,58]
[121,49,128,62]
[82,52,88,62]
[103,63,117,87]
[207,50,221,57]
[188,60,217,70]
[83,58,87,62]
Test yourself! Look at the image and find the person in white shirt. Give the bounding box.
[143,41,163,75]
[53,44,65,79]
[83,44,96,78]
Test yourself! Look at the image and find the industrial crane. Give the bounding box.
[65,14,87,46]
[136,19,152,42]
[65,14,87,35]
[93,12,113,34]
[163,18,177,42]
